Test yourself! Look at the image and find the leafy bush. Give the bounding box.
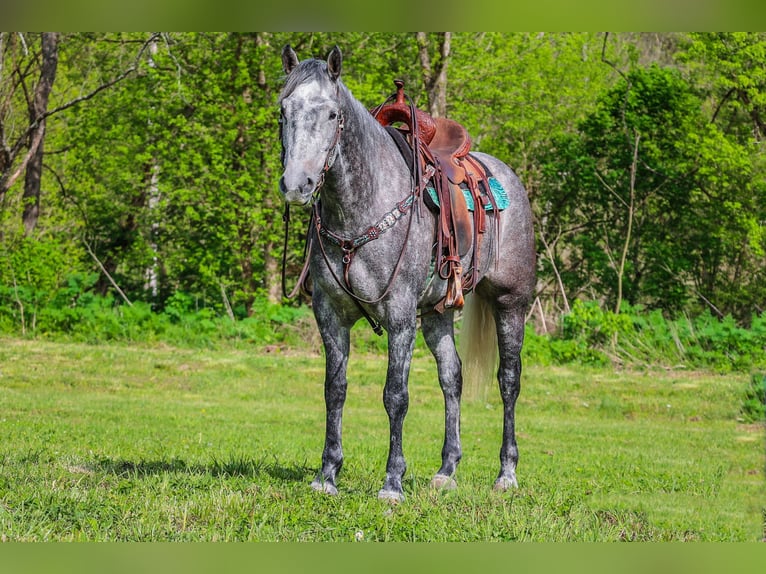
[1,272,764,372]
[620,309,766,371]
[0,235,88,335]
[562,300,634,346]
[0,273,316,350]
[739,373,765,423]
[524,301,765,371]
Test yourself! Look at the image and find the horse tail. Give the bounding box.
[459,293,498,402]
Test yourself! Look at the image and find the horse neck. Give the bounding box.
[320,89,408,233]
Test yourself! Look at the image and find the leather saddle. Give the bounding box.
[371,80,494,311]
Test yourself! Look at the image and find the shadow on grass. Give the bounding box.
[92,455,314,483]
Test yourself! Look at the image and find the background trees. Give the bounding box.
[0,32,763,335]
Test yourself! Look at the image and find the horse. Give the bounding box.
[277,45,536,502]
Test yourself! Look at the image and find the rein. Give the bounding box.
[280,204,313,300]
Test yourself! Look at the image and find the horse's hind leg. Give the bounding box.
[421,311,462,490]
[493,303,527,491]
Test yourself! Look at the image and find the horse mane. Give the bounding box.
[279,58,335,103]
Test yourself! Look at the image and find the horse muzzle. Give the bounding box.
[279,172,317,206]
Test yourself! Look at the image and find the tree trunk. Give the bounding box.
[615,131,640,315]
[143,36,161,302]
[22,32,59,235]
[255,32,283,306]
[264,239,281,304]
[144,160,161,300]
[417,32,451,118]
[22,137,44,235]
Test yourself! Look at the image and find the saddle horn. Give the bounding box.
[373,80,436,145]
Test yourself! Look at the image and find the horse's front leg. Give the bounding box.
[311,292,352,495]
[378,316,417,502]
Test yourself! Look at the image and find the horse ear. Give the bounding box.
[282,45,300,74]
[327,46,342,81]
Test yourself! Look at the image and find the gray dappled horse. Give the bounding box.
[278,45,535,502]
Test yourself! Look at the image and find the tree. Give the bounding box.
[44,33,167,301]
[680,33,766,142]
[540,61,763,320]
[0,33,59,233]
[676,33,766,319]
[445,33,616,322]
[416,32,451,118]
[1,33,157,227]
[0,33,161,332]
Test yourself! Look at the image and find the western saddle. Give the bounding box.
[371,80,498,311]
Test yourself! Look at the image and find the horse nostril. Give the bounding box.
[280,169,317,199]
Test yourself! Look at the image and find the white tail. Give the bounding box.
[459,293,498,403]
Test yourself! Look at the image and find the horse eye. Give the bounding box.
[329,111,337,121]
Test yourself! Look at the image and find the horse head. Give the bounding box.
[278,45,345,206]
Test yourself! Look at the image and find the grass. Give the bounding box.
[0,337,763,541]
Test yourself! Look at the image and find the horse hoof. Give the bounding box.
[311,480,338,495]
[493,475,518,492]
[377,489,404,504]
[430,474,457,490]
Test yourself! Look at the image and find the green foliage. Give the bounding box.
[1,33,765,355]
[678,33,766,142]
[449,32,612,194]
[544,66,702,313]
[0,233,87,333]
[538,53,765,320]
[0,272,316,350]
[681,313,765,371]
[739,373,765,423]
[562,300,634,346]
[523,300,766,371]
[3,270,764,373]
[523,301,623,367]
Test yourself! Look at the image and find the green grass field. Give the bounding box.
[0,337,762,541]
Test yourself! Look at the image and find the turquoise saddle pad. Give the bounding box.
[425,177,509,212]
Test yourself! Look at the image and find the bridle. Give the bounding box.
[279,95,346,304]
[280,82,429,335]
[279,92,345,302]
[278,102,345,205]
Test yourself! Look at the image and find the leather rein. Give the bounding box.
[281,88,429,335]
